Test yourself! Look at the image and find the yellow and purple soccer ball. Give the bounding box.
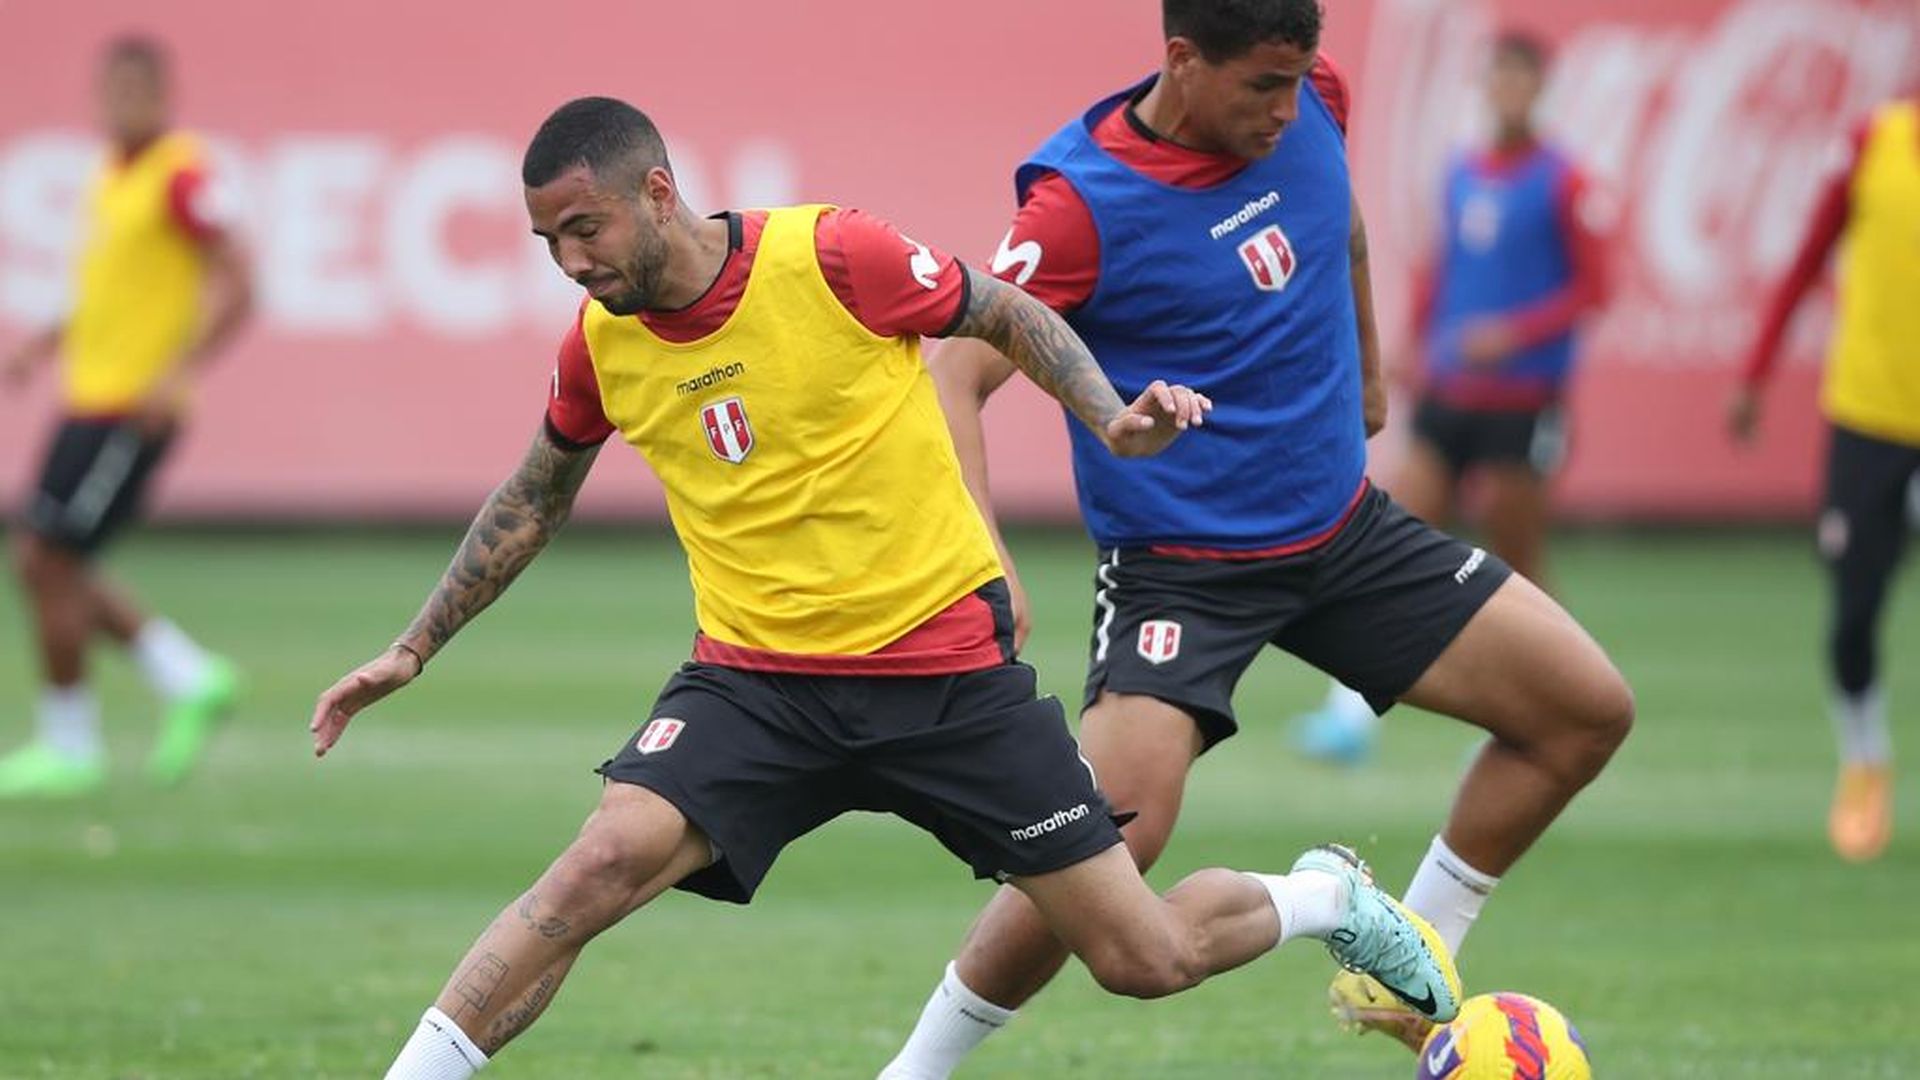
[1414,992,1592,1080]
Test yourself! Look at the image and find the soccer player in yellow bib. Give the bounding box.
[0,37,251,797]
[1733,89,1920,861]
[311,97,1461,1078]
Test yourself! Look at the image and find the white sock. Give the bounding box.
[1401,834,1500,956]
[1246,869,1345,947]
[131,619,213,701]
[37,686,102,759]
[1832,685,1892,766]
[385,1007,487,1080]
[1324,681,1379,732]
[876,962,1016,1080]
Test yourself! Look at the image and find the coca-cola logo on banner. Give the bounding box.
[1356,0,1915,373]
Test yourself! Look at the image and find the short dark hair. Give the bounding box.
[521,96,671,190]
[1492,28,1552,72]
[102,33,169,79]
[1163,0,1323,61]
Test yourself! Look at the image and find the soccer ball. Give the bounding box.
[1414,992,1591,1079]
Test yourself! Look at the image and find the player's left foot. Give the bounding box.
[147,656,240,786]
[1828,761,1892,862]
[1328,969,1434,1052]
[0,741,106,798]
[1293,843,1461,1023]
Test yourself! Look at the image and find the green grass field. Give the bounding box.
[1,527,1916,1078]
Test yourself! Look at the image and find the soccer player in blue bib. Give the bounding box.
[877,3,1633,1073]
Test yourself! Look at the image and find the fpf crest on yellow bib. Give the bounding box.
[64,131,209,415]
[583,205,1004,656]
[1827,101,1920,447]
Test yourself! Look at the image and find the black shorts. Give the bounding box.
[598,658,1122,904]
[22,418,174,557]
[1413,396,1567,478]
[1083,486,1511,748]
[1819,422,1920,572]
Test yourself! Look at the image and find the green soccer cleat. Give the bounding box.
[0,741,106,798]
[1293,843,1462,1024]
[147,657,240,787]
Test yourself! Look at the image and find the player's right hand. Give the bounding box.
[1006,569,1032,653]
[2,346,36,390]
[1102,380,1212,458]
[1726,384,1761,444]
[310,646,420,758]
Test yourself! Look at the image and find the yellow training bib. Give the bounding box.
[1826,102,1920,446]
[63,131,208,415]
[583,205,1002,655]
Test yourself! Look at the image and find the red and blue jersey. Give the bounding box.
[1418,140,1606,409]
[1012,66,1365,554]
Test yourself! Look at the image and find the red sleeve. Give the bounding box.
[1741,125,1864,385]
[814,208,970,338]
[166,165,226,246]
[544,303,616,447]
[1501,165,1611,350]
[988,172,1100,313]
[1309,53,1351,137]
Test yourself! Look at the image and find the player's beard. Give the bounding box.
[597,230,670,316]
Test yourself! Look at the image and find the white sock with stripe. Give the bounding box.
[877,962,1015,1079]
[385,1007,487,1080]
[1401,834,1500,956]
[1246,869,1344,946]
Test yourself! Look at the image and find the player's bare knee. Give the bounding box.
[547,830,658,913]
[1575,666,1634,760]
[1545,669,1634,784]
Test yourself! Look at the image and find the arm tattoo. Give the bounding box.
[1349,207,1370,270]
[949,266,1126,436]
[399,429,599,663]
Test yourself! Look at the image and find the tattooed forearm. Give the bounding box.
[397,429,600,664]
[487,971,558,1047]
[450,952,510,1024]
[950,267,1126,437]
[517,891,572,939]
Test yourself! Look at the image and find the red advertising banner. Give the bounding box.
[1,1,1912,521]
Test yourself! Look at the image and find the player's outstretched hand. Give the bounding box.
[1460,319,1517,367]
[310,647,420,758]
[1103,379,1212,458]
[2,345,37,390]
[1726,384,1761,445]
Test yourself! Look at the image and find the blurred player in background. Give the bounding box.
[879,3,1631,1075]
[0,36,250,797]
[314,97,1459,1080]
[1731,85,1920,863]
[1293,28,1610,765]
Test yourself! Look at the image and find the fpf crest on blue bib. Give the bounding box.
[1427,145,1578,394]
[1018,75,1365,551]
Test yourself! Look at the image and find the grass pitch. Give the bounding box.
[0,526,1915,1078]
